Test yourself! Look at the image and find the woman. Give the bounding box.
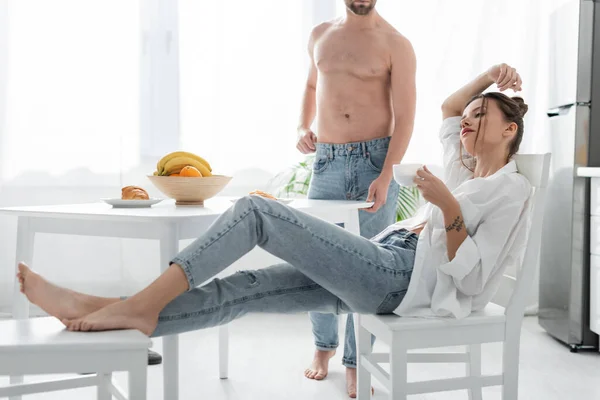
[17,63,530,339]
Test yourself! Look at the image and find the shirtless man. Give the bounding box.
[296,0,416,397]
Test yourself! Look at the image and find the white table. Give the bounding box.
[0,197,368,400]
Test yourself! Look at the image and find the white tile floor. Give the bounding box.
[1,314,599,399]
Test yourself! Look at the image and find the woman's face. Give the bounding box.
[460,98,516,157]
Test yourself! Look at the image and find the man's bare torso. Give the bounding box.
[313,19,400,144]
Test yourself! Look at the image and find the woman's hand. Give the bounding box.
[414,166,458,212]
[487,63,522,92]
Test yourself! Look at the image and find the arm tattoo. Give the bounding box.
[445,216,464,232]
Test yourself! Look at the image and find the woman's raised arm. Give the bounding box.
[441,63,522,119]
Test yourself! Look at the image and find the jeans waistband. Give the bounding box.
[315,137,391,158]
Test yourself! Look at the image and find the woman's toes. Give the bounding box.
[81,321,92,332]
[67,319,80,331]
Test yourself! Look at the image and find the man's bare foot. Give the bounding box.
[63,299,158,336]
[17,262,119,320]
[304,349,336,380]
[346,367,374,398]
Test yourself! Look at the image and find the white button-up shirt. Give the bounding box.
[374,117,532,319]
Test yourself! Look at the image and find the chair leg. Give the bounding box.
[502,337,520,400]
[388,337,407,400]
[8,375,24,400]
[97,373,112,400]
[355,315,372,400]
[128,352,148,400]
[467,344,483,400]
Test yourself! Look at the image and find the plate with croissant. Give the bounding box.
[230,190,294,205]
[102,186,163,208]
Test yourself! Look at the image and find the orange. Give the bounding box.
[169,173,180,177]
[180,166,202,177]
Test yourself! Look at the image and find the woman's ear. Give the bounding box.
[503,122,518,138]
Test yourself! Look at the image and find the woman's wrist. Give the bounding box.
[442,198,465,235]
[443,72,495,116]
[441,197,461,217]
[469,72,495,97]
[480,71,495,88]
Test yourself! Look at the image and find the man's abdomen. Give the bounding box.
[315,76,393,144]
[308,138,399,239]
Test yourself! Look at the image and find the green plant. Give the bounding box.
[275,155,315,198]
[273,155,421,221]
[395,185,420,221]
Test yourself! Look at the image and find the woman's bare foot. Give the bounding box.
[304,349,336,380]
[346,367,374,398]
[17,262,119,320]
[63,298,158,336]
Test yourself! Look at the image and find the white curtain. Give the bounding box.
[179,1,306,177]
[0,0,572,314]
[0,0,145,314]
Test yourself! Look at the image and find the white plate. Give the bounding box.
[230,197,294,205]
[101,198,163,208]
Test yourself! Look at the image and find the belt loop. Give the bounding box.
[362,142,367,158]
[329,145,334,160]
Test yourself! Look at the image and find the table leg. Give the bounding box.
[12,217,34,319]
[10,217,34,400]
[160,224,179,400]
[345,209,361,235]
[347,209,366,400]
[218,325,229,379]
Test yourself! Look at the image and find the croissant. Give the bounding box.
[122,186,149,200]
[249,190,277,200]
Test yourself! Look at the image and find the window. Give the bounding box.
[2,0,140,183]
[179,1,308,176]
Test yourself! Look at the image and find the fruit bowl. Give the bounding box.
[147,175,232,206]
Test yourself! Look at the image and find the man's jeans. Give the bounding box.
[307,138,400,368]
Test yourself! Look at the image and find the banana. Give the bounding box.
[162,157,213,177]
[163,166,185,175]
[195,163,212,177]
[157,152,212,175]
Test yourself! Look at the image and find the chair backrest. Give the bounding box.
[491,153,551,321]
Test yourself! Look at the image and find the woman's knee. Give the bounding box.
[235,194,272,214]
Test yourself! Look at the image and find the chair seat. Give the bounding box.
[0,317,151,353]
[363,303,506,331]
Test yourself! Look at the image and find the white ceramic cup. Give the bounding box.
[393,163,423,187]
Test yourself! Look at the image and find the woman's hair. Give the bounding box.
[460,92,529,171]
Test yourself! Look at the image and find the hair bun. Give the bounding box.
[512,96,529,118]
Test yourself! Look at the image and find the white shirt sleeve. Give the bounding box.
[437,181,530,296]
[439,116,466,179]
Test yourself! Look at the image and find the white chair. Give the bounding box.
[0,317,151,400]
[356,153,551,400]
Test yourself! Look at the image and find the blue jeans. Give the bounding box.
[308,138,400,368]
[151,196,416,340]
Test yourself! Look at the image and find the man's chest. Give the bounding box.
[314,32,390,79]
